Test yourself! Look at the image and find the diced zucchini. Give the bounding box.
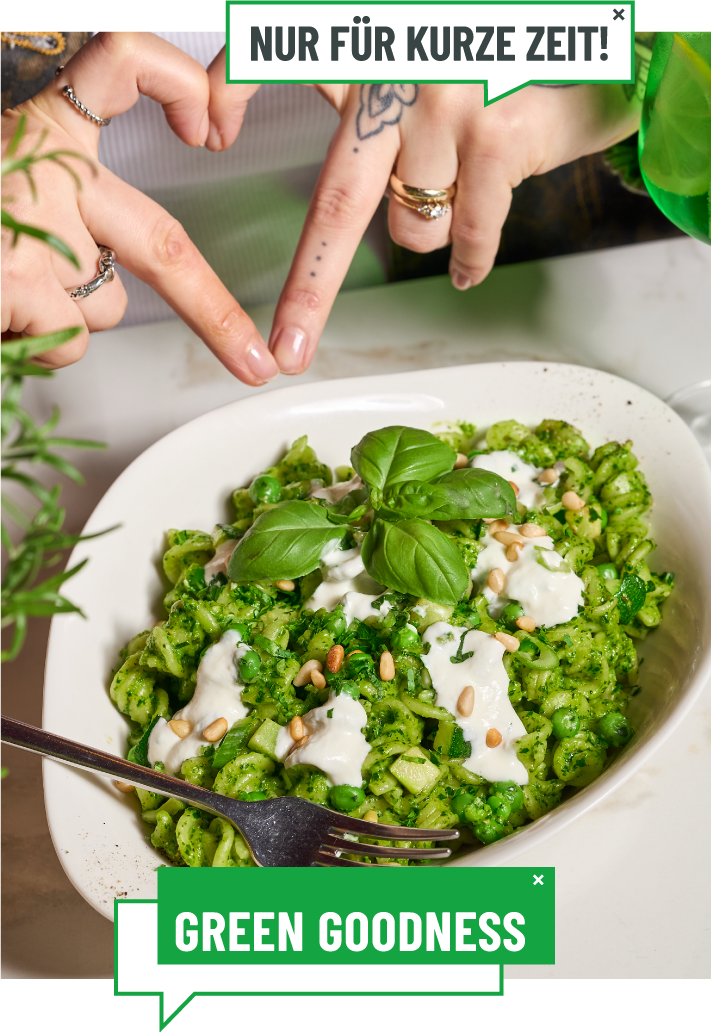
[390,747,441,795]
[213,714,261,769]
[248,718,282,762]
[433,721,472,760]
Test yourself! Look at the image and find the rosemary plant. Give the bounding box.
[2,114,107,661]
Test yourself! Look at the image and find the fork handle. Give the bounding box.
[1,714,238,818]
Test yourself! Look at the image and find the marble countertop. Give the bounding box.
[2,235,710,978]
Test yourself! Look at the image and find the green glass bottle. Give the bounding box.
[638,32,711,244]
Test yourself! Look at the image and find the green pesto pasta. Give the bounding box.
[109,422,673,867]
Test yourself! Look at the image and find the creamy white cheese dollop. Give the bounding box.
[473,524,584,626]
[275,691,370,787]
[203,539,236,583]
[310,475,364,504]
[470,450,546,510]
[422,622,528,785]
[304,544,389,625]
[148,629,250,774]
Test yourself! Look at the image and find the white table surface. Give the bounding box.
[2,235,710,979]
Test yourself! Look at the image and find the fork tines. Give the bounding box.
[328,814,459,842]
[321,834,453,862]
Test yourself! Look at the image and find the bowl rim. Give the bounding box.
[42,359,711,911]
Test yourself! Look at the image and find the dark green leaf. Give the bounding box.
[1,210,80,267]
[431,468,517,520]
[350,425,455,493]
[127,715,161,767]
[617,573,647,624]
[1,327,83,373]
[381,480,449,519]
[361,518,468,606]
[227,501,347,582]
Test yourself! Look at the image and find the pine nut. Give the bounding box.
[519,523,547,538]
[290,715,305,741]
[506,542,524,562]
[494,631,520,652]
[486,728,503,748]
[293,658,323,687]
[516,615,536,632]
[379,650,396,681]
[275,579,295,591]
[203,717,228,742]
[327,644,344,673]
[487,568,505,594]
[364,810,379,823]
[345,649,364,659]
[488,519,510,535]
[508,480,520,496]
[562,491,585,511]
[493,531,526,547]
[538,468,558,484]
[457,685,475,717]
[169,718,192,739]
[311,670,327,690]
[454,452,469,469]
[114,780,134,793]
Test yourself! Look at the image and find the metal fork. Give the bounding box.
[1,715,458,867]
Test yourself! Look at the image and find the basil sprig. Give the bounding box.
[227,501,347,582]
[361,517,469,604]
[227,425,517,605]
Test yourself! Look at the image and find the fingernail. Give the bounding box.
[271,326,308,375]
[245,342,279,384]
[206,122,222,151]
[197,112,210,147]
[451,271,471,291]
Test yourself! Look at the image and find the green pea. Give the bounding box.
[451,792,477,817]
[551,707,580,740]
[597,712,634,747]
[344,651,374,678]
[390,626,420,652]
[599,507,608,530]
[238,650,261,682]
[329,785,366,812]
[500,602,524,631]
[597,563,618,580]
[249,474,283,505]
[474,819,506,845]
[487,794,512,820]
[337,680,361,701]
[491,781,524,812]
[323,608,346,638]
[240,791,267,801]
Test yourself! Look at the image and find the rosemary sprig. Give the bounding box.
[1,118,109,662]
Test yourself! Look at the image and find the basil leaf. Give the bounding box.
[617,573,647,624]
[430,468,517,520]
[227,501,347,582]
[361,517,468,605]
[382,480,449,519]
[351,425,455,492]
[127,715,160,768]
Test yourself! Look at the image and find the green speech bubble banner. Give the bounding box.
[156,866,554,966]
[116,870,553,1027]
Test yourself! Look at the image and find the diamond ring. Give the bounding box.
[388,173,456,220]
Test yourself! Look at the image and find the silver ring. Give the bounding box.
[61,84,111,127]
[68,246,116,300]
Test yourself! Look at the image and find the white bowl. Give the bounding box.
[43,362,711,917]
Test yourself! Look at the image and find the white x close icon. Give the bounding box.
[533,874,544,885]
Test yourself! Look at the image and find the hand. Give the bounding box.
[209,77,641,375]
[1,33,278,385]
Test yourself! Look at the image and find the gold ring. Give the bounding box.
[389,172,456,220]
